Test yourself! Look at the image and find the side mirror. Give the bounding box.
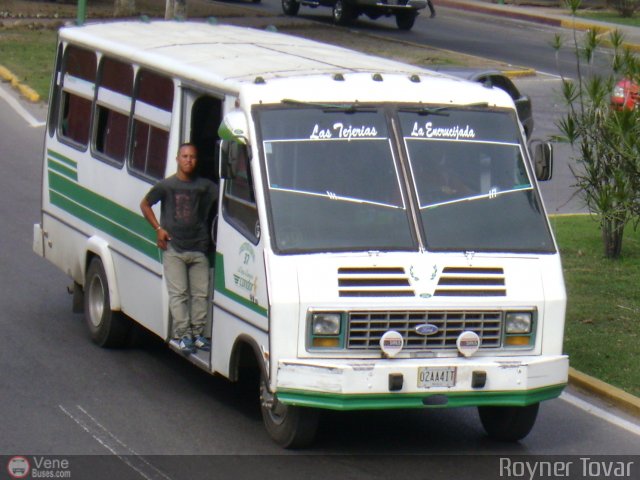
[529,140,553,181]
[218,109,249,145]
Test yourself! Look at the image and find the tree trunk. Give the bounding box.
[114,0,136,17]
[165,0,187,19]
[601,216,625,259]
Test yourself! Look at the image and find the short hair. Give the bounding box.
[177,142,197,156]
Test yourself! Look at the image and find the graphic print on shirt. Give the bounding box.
[174,190,197,226]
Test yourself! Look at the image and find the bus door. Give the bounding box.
[177,90,223,366]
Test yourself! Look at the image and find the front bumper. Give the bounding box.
[275,355,568,410]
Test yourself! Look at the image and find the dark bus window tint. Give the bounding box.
[129,70,173,180]
[48,43,63,138]
[59,45,96,148]
[223,143,259,243]
[95,108,129,163]
[61,94,92,145]
[100,57,133,95]
[65,46,97,83]
[131,120,169,180]
[93,57,133,165]
[138,70,174,110]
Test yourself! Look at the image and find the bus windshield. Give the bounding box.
[258,108,416,253]
[398,109,555,252]
[256,106,555,254]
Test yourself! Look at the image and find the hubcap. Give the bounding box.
[88,275,105,328]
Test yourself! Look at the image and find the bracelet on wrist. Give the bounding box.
[155,225,162,231]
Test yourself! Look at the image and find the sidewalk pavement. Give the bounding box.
[1,0,639,419]
[440,0,640,49]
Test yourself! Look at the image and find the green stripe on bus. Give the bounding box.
[276,384,566,410]
[47,149,77,169]
[48,171,160,261]
[48,160,77,181]
[50,190,161,261]
[49,171,154,240]
[215,252,268,317]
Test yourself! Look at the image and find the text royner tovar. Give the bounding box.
[499,457,634,479]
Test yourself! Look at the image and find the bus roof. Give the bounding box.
[59,21,514,108]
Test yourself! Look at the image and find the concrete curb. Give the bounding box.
[0,63,41,102]
[569,368,640,418]
[440,0,640,52]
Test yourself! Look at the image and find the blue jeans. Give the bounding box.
[163,244,209,338]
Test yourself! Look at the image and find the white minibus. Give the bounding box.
[33,20,567,448]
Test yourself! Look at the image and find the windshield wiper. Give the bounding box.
[399,106,450,116]
[281,98,377,113]
[399,102,491,116]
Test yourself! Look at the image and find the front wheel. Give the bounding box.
[478,403,539,442]
[260,371,319,448]
[84,257,131,348]
[282,0,300,15]
[395,11,417,30]
[332,0,356,25]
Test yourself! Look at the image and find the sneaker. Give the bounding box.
[194,335,211,352]
[178,335,195,355]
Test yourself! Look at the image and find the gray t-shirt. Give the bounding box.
[145,175,218,253]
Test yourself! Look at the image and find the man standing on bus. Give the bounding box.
[140,143,218,354]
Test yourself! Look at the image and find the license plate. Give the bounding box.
[418,367,457,388]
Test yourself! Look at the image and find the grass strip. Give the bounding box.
[0,28,57,99]
[550,214,640,397]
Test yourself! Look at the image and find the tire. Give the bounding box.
[478,403,539,442]
[332,0,356,25]
[395,11,417,30]
[259,371,319,448]
[84,257,131,348]
[282,0,300,15]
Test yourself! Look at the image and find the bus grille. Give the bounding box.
[347,311,503,350]
[434,267,506,297]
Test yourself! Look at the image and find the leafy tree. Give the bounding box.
[610,0,640,18]
[553,0,640,258]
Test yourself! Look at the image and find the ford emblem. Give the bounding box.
[415,323,439,336]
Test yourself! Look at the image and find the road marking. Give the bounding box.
[0,84,45,128]
[561,392,640,437]
[59,404,173,480]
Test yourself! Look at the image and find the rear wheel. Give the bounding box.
[395,10,417,30]
[259,371,319,448]
[84,257,131,348]
[332,0,356,25]
[282,0,300,15]
[478,403,539,442]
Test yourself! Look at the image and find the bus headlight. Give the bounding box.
[312,313,341,335]
[505,312,532,334]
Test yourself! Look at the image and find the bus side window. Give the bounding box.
[93,57,133,166]
[222,142,259,243]
[129,70,174,180]
[48,44,63,138]
[58,46,97,149]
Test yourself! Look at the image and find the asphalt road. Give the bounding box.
[250,0,611,77]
